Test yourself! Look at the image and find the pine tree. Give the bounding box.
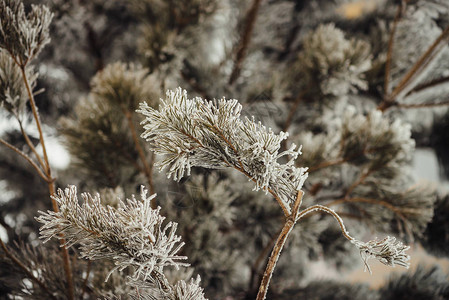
[1,0,449,299]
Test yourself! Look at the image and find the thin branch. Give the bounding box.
[18,119,47,171]
[256,190,303,300]
[123,109,156,208]
[296,204,354,242]
[20,66,51,174]
[395,100,449,109]
[386,26,449,102]
[229,0,263,85]
[405,75,449,96]
[344,169,372,199]
[0,240,57,300]
[0,137,50,182]
[19,64,75,300]
[384,1,405,96]
[212,124,246,171]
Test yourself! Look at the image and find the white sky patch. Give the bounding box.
[0,226,7,243]
[35,136,70,170]
[412,148,441,182]
[0,114,71,170]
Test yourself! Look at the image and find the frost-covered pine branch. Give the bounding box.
[138,87,308,215]
[36,185,207,299]
[138,88,412,300]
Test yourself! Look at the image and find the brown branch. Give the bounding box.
[344,169,372,199]
[0,240,57,300]
[229,0,263,85]
[124,109,156,208]
[380,25,449,112]
[296,204,354,241]
[384,2,405,96]
[20,66,51,174]
[212,124,246,171]
[396,100,449,109]
[17,120,47,171]
[19,65,75,300]
[256,190,304,300]
[0,138,50,182]
[405,75,449,96]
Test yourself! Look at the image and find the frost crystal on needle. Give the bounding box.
[352,236,410,274]
[37,185,188,281]
[138,88,308,213]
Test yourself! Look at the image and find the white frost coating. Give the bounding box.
[351,236,410,274]
[138,88,309,211]
[37,185,189,282]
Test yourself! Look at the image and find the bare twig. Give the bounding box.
[390,25,449,100]
[396,100,449,109]
[256,190,303,300]
[326,196,414,240]
[19,65,75,300]
[296,204,353,241]
[379,25,449,111]
[384,1,406,96]
[18,119,47,171]
[20,66,51,174]
[405,75,449,96]
[0,138,50,182]
[229,0,263,85]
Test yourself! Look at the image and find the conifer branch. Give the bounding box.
[138,88,308,216]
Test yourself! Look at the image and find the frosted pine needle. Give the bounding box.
[37,185,189,281]
[138,88,308,213]
[352,236,411,274]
